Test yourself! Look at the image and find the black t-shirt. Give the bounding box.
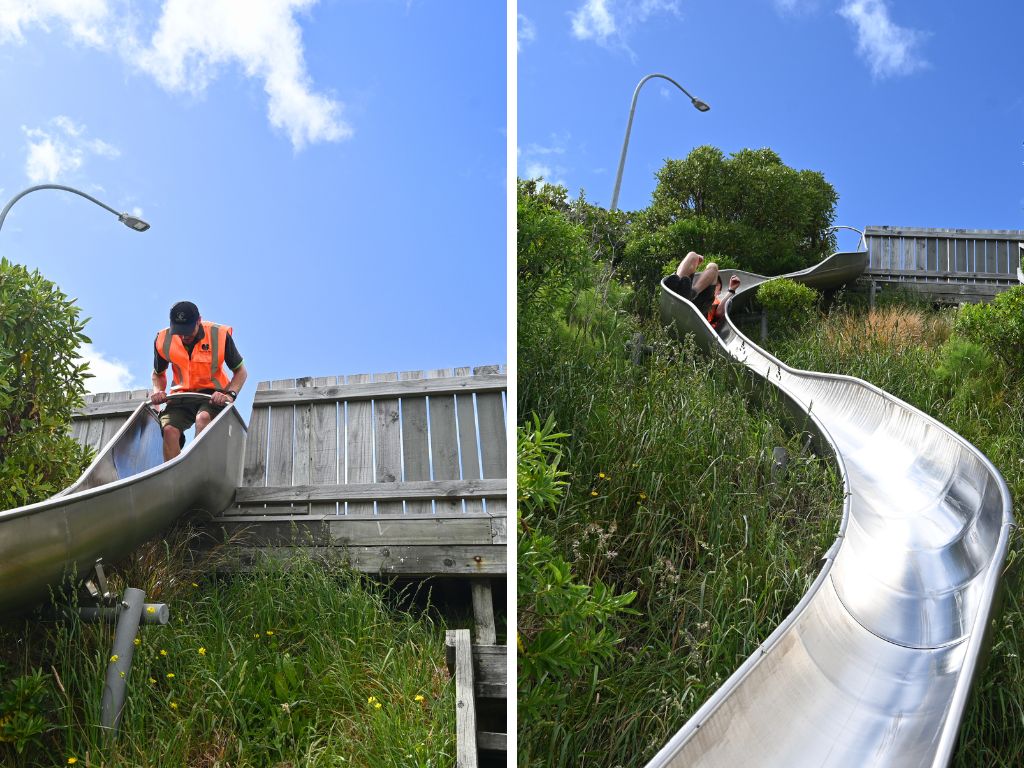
[153,325,244,379]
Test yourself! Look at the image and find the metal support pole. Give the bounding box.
[100,587,145,736]
[80,602,170,625]
[760,312,768,342]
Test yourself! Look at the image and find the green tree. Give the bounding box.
[625,145,838,282]
[517,179,593,331]
[0,258,91,509]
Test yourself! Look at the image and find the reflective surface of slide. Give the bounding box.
[0,400,246,616]
[648,252,1014,768]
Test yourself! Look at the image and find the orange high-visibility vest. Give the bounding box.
[155,321,232,392]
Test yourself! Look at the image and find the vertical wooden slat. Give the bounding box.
[471,581,497,645]
[266,378,296,488]
[309,375,339,515]
[345,373,375,515]
[374,371,403,515]
[454,366,482,515]
[449,629,478,768]
[242,381,271,488]
[400,370,431,515]
[293,376,315,489]
[85,393,109,452]
[428,368,460,514]
[474,367,506,481]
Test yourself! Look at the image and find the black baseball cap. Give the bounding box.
[169,301,200,335]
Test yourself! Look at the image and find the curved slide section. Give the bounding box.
[0,399,247,616]
[647,252,1014,768]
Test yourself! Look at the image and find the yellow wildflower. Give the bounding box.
[170,701,178,710]
[191,582,199,587]
[166,673,175,679]
[134,637,141,646]
[367,696,378,704]
[266,630,274,636]
[149,678,156,684]
[110,654,119,662]
[67,759,78,765]
[198,647,206,656]
[414,694,425,702]
[374,701,382,710]
[160,649,168,657]
[639,492,647,500]
[590,490,598,497]
[598,472,606,479]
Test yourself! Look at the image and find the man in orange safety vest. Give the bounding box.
[150,301,247,461]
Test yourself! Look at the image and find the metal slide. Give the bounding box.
[647,252,1014,768]
[0,396,247,616]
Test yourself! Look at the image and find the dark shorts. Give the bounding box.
[159,397,225,433]
[667,272,716,315]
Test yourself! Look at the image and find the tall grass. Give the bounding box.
[519,327,842,766]
[520,298,1024,767]
[0,538,454,767]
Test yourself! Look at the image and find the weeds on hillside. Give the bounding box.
[0,541,453,768]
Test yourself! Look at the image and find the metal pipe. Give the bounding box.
[610,73,709,211]
[100,587,145,736]
[0,184,150,234]
[80,602,169,625]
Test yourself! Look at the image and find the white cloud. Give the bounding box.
[572,0,617,42]
[128,0,350,149]
[519,135,570,188]
[21,116,120,183]
[518,13,536,53]
[78,343,136,393]
[839,0,927,78]
[0,0,349,150]
[570,0,679,46]
[0,0,110,47]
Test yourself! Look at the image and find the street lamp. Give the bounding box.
[610,73,710,211]
[0,184,151,234]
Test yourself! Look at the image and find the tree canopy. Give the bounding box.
[619,146,838,307]
[0,258,91,509]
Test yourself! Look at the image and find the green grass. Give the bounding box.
[519,298,1024,767]
[0,541,454,767]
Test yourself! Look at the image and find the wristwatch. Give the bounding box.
[225,391,237,400]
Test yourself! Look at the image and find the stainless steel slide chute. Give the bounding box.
[647,251,1014,768]
[0,395,246,616]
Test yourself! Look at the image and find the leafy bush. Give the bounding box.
[953,286,1024,373]
[0,258,91,508]
[517,180,593,332]
[0,669,51,757]
[757,278,821,335]
[517,415,637,765]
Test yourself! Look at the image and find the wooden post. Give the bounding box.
[869,281,877,310]
[446,629,478,768]
[471,581,496,644]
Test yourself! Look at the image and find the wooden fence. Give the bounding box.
[70,366,508,577]
[864,226,1024,303]
[217,365,507,576]
[72,389,151,453]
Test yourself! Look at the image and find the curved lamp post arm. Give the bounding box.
[610,73,710,212]
[0,184,150,234]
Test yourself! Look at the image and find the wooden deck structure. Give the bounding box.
[71,366,508,578]
[863,226,1024,304]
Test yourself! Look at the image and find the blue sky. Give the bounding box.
[0,0,506,419]
[518,0,1023,251]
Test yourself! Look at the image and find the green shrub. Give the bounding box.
[0,258,91,508]
[757,278,820,334]
[517,416,637,766]
[517,180,594,333]
[0,669,51,757]
[953,286,1024,373]
[932,337,1003,407]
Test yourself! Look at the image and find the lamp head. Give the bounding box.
[119,213,150,232]
[691,98,711,112]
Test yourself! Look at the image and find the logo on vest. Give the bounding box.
[202,343,210,351]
